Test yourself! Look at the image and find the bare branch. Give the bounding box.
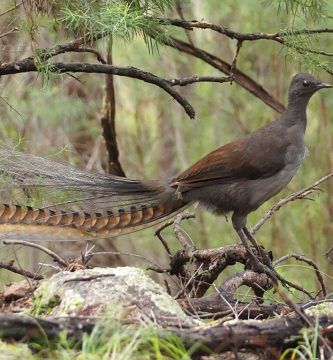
[160,36,286,113]
[0,2,23,18]
[70,47,106,64]
[168,75,232,86]
[3,240,68,268]
[0,27,18,39]
[160,18,333,44]
[173,213,196,253]
[0,60,196,119]
[91,251,164,271]
[0,260,43,280]
[273,253,327,296]
[252,172,333,234]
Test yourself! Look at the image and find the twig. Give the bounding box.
[252,172,333,234]
[71,47,106,64]
[155,213,195,234]
[231,40,243,74]
[80,244,95,266]
[0,260,43,280]
[154,231,172,256]
[0,27,18,39]
[160,36,286,113]
[0,1,23,18]
[3,240,68,268]
[324,245,333,261]
[154,213,195,256]
[273,271,314,299]
[274,253,327,296]
[0,96,22,117]
[90,251,164,271]
[173,213,196,253]
[168,75,233,86]
[175,1,194,46]
[64,274,115,283]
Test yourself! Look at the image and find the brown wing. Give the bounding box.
[171,126,289,191]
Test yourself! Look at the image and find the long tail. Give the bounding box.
[0,148,188,241]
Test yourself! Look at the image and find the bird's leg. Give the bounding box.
[235,227,263,270]
[243,226,272,268]
[242,226,263,262]
[237,227,277,281]
[232,213,277,281]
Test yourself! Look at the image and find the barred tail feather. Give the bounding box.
[0,147,190,241]
[0,200,189,242]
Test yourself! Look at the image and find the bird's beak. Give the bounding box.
[316,82,333,89]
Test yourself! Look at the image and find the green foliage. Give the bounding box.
[280,317,320,360]
[30,294,61,316]
[34,49,63,87]
[274,0,328,23]
[59,0,174,51]
[280,29,332,73]
[27,319,195,359]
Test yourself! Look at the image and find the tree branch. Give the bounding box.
[3,240,68,268]
[0,260,43,280]
[252,172,333,234]
[274,253,327,296]
[168,75,232,86]
[0,1,23,18]
[101,43,126,176]
[160,18,333,44]
[0,60,196,119]
[160,36,286,113]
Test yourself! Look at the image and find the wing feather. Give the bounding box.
[171,124,289,191]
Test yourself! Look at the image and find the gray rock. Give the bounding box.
[32,267,200,327]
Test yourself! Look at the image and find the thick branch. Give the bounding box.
[161,18,333,45]
[179,293,288,320]
[0,60,196,119]
[101,45,126,176]
[160,18,284,42]
[1,313,333,356]
[160,36,286,113]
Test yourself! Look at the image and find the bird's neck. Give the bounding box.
[284,97,309,133]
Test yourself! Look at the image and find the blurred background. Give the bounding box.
[0,0,332,297]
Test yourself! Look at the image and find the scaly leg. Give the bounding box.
[243,226,272,267]
[232,213,277,281]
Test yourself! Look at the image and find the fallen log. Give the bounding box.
[0,309,332,357]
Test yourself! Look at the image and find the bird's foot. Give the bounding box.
[251,260,278,284]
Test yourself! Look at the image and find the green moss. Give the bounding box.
[306,302,333,316]
[30,294,61,316]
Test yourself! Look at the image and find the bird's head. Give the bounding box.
[288,73,332,105]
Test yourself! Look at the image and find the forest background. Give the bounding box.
[0,0,332,297]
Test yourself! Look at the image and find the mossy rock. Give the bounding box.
[32,267,200,327]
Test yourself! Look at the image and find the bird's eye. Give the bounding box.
[302,80,310,87]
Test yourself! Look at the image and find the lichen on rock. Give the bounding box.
[32,267,200,327]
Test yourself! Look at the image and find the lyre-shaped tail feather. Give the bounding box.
[0,147,189,241]
[0,201,189,241]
